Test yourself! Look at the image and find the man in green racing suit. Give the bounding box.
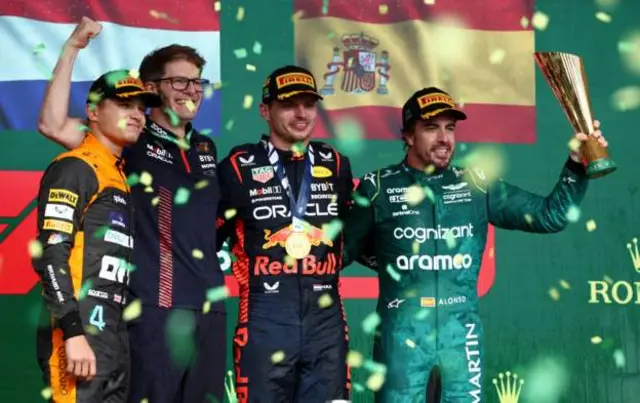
[343,87,608,402]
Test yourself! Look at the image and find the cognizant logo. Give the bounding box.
[396,254,473,270]
[393,224,474,243]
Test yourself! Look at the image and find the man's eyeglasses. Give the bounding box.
[155,77,210,91]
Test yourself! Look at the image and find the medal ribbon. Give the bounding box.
[265,140,315,231]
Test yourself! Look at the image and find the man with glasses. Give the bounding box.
[37,17,226,403]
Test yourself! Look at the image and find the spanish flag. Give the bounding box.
[294,0,535,144]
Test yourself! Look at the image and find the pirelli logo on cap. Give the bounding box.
[417,93,455,109]
[420,297,436,308]
[276,73,315,89]
[115,77,144,90]
[48,189,79,207]
[43,219,73,234]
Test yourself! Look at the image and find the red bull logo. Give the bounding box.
[262,225,333,249]
[254,254,337,276]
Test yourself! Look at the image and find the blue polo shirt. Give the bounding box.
[123,118,224,312]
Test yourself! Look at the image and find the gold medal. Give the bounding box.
[285,232,312,259]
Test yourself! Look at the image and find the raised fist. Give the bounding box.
[66,17,102,49]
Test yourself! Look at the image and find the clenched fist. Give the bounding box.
[66,17,102,49]
[65,335,97,380]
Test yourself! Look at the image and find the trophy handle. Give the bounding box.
[581,136,616,179]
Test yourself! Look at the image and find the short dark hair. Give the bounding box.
[400,120,416,151]
[139,45,206,83]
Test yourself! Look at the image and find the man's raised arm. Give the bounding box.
[38,17,102,150]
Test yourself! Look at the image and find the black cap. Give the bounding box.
[262,65,323,104]
[402,87,467,130]
[86,70,162,108]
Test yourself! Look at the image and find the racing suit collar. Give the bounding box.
[401,158,448,182]
[261,134,306,161]
[83,132,123,167]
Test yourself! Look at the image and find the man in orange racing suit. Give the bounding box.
[32,66,160,402]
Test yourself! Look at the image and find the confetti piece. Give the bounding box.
[318,293,333,308]
[192,249,204,259]
[428,16,472,67]
[347,351,364,367]
[225,120,235,131]
[29,240,43,259]
[604,275,613,284]
[271,351,285,364]
[366,373,385,391]
[362,312,381,334]
[524,213,533,224]
[618,30,640,76]
[126,173,140,186]
[214,1,221,12]
[411,241,420,255]
[532,11,550,30]
[613,349,625,369]
[595,0,620,11]
[41,387,53,399]
[353,383,365,392]
[203,301,211,314]
[243,95,253,109]
[559,280,571,290]
[586,219,597,232]
[224,209,237,220]
[128,69,140,79]
[203,84,215,100]
[489,48,506,64]
[424,0,435,4]
[185,100,196,112]
[117,118,127,130]
[123,299,142,321]
[291,10,305,22]
[566,205,581,223]
[322,0,329,14]
[334,116,365,155]
[174,187,191,205]
[33,43,46,54]
[78,280,93,301]
[93,225,109,239]
[521,357,568,402]
[139,171,153,187]
[595,12,612,23]
[520,17,530,28]
[151,196,159,206]
[164,108,180,127]
[252,42,263,55]
[378,4,388,14]
[405,185,425,206]
[321,219,343,242]
[385,264,401,281]
[610,86,640,111]
[591,336,603,344]
[246,64,256,72]
[568,137,581,152]
[549,287,560,301]
[353,192,371,207]
[207,286,229,302]
[236,6,245,21]
[405,339,416,348]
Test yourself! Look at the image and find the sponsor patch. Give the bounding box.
[312,166,332,178]
[44,203,74,221]
[108,212,127,229]
[251,166,275,184]
[104,229,134,248]
[47,189,79,207]
[43,219,73,234]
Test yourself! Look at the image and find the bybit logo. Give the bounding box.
[492,371,524,403]
[588,237,640,305]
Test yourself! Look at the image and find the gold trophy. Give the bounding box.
[534,51,616,179]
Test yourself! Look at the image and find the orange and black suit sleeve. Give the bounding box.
[32,156,98,340]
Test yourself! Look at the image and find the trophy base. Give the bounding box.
[585,158,617,179]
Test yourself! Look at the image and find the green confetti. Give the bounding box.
[93,225,109,239]
[566,205,581,223]
[140,171,153,186]
[164,107,180,127]
[292,142,307,154]
[613,349,626,369]
[76,124,89,133]
[78,280,93,301]
[521,356,568,402]
[126,173,140,186]
[174,187,191,205]
[123,299,142,321]
[459,143,468,152]
[166,310,196,368]
[234,48,248,59]
[252,41,262,54]
[105,70,128,86]
[318,293,333,308]
[322,219,343,241]
[352,383,365,393]
[334,116,365,155]
[353,191,371,207]
[41,387,53,400]
[423,186,435,203]
[271,351,285,364]
[225,119,235,131]
[322,0,329,14]
[206,286,230,302]
[362,312,381,334]
[413,309,430,320]
[200,128,213,136]
[195,180,209,190]
[444,230,456,249]
[327,32,336,39]
[385,264,401,281]
[363,359,387,375]
[192,249,204,259]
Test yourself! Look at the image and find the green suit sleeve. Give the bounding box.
[342,172,379,268]
[484,158,589,233]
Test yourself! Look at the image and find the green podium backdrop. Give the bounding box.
[1,0,639,402]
